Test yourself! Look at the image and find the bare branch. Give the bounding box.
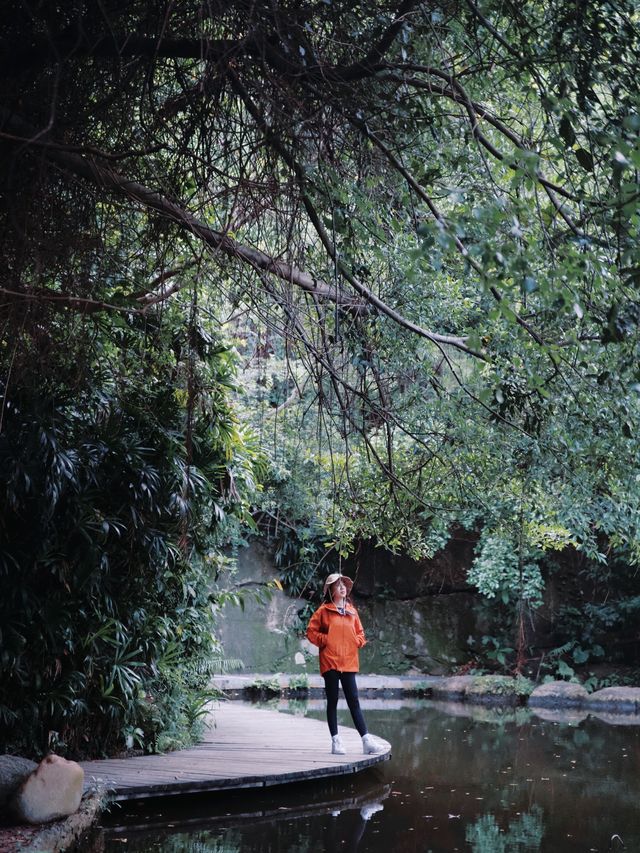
[0,286,135,315]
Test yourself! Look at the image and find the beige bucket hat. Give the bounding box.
[322,572,354,598]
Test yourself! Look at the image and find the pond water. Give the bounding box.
[99,700,640,852]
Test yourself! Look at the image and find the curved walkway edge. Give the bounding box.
[79,702,390,802]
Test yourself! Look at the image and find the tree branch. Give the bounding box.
[0,286,134,315]
[0,109,367,313]
[226,75,484,359]
[354,120,546,346]
[0,3,420,85]
[377,69,583,205]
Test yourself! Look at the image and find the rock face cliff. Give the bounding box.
[219,534,640,677]
[342,530,482,674]
[347,528,477,600]
[218,534,484,674]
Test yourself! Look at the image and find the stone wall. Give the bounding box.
[219,533,640,675]
[347,527,477,599]
[217,539,309,673]
[218,536,483,675]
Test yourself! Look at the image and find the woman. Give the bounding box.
[306,572,383,755]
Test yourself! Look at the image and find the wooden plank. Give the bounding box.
[80,702,390,801]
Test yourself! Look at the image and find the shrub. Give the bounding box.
[0,315,255,758]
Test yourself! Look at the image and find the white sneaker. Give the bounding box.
[331,735,346,754]
[360,803,384,821]
[362,733,384,754]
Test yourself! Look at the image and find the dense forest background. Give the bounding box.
[1,0,638,758]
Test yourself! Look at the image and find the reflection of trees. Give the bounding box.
[376,704,640,804]
[380,704,538,781]
[429,701,533,727]
[145,832,242,853]
[466,806,544,853]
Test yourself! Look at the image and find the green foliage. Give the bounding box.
[0,311,255,758]
[480,637,515,669]
[1,0,640,702]
[468,675,535,699]
[534,555,640,679]
[468,533,543,607]
[250,451,340,600]
[247,676,281,698]
[582,671,638,693]
[287,673,309,693]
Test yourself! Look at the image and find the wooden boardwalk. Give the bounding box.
[80,702,391,801]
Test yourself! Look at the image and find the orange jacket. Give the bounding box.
[306,601,366,674]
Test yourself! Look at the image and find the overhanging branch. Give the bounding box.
[1,108,480,356]
[0,109,366,313]
[226,76,483,359]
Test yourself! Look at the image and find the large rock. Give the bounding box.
[217,539,309,672]
[585,686,640,713]
[0,756,37,812]
[529,681,589,708]
[430,675,533,705]
[218,537,484,675]
[349,528,477,597]
[430,676,476,699]
[358,596,480,674]
[11,754,84,824]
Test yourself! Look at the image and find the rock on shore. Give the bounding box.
[0,757,37,813]
[1,754,84,825]
[529,681,590,708]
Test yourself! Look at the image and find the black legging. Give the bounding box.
[323,669,368,737]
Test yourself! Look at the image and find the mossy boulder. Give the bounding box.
[430,676,476,699]
[464,676,533,705]
[430,675,533,705]
[359,596,480,675]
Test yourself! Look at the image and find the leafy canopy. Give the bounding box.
[0,0,639,691]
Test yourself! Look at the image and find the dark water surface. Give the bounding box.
[99,700,640,852]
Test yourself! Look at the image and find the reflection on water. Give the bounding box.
[466,807,544,852]
[99,700,640,852]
